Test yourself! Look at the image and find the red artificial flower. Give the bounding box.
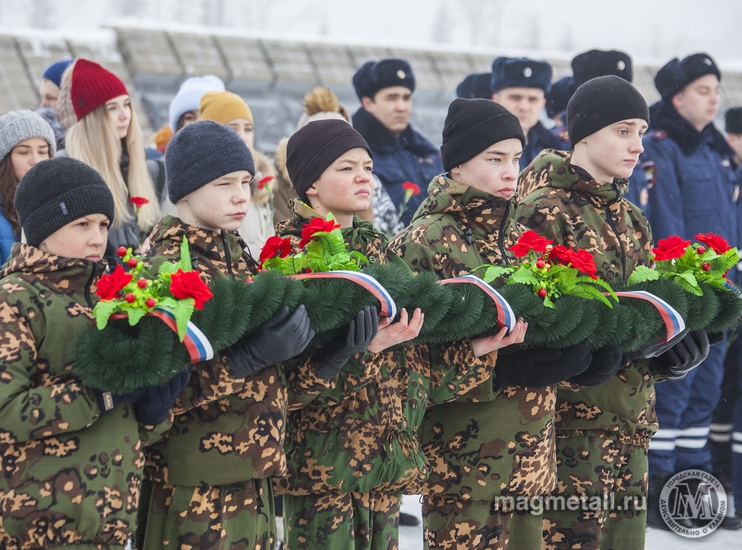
[257,176,274,190]
[299,217,342,248]
[549,244,571,264]
[402,181,421,196]
[510,230,554,257]
[130,196,150,208]
[565,248,599,279]
[694,232,731,254]
[95,265,133,300]
[169,269,214,310]
[652,236,692,261]
[259,236,293,266]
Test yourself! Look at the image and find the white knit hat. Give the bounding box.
[0,110,57,162]
[168,75,225,131]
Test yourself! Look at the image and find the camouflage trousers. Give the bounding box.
[283,491,400,550]
[421,494,517,549]
[136,477,275,550]
[543,434,648,550]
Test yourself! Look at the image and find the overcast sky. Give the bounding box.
[1,0,740,66]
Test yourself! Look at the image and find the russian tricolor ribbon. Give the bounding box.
[291,270,398,319]
[149,308,215,364]
[437,274,516,332]
[612,290,686,342]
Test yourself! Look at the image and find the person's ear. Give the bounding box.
[305,184,318,197]
[450,165,461,176]
[361,96,374,111]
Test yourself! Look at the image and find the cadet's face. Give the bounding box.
[106,95,132,139]
[39,214,109,261]
[450,138,522,200]
[493,87,546,134]
[226,118,255,150]
[39,79,60,109]
[361,86,412,137]
[11,138,51,181]
[177,170,252,233]
[575,119,647,182]
[673,74,720,132]
[307,148,374,225]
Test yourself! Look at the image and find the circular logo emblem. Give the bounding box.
[658,470,727,538]
[523,67,533,78]
[396,69,406,79]
[617,60,626,71]
[704,57,713,66]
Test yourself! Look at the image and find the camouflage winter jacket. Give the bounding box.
[142,216,330,487]
[274,200,497,495]
[387,175,558,501]
[515,150,657,448]
[0,244,171,549]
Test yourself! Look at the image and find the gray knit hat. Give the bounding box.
[0,110,57,162]
[15,157,115,247]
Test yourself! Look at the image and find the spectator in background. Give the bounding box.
[60,59,161,259]
[0,110,56,264]
[545,75,574,142]
[640,53,742,531]
[35,59,73,148]
[491,57,565,169]
[352,58,443,226]
[200,90,276,255]
[455,72,493,99]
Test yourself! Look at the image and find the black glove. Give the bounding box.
[134,368,192,425]
[226,306,315,377]
[315,306,379,380]
[493,344,593,389]
[708,331,725,346]
[651,329,710,381]
[568,345,625,386]
[93,387,147,415]
[626,329,688,361]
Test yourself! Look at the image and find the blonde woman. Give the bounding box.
[60,59,160,256]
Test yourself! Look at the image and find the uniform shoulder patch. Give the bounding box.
[650,130,668,141]
[641,160,656,189]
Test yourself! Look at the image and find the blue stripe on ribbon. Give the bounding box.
[151,308,215,363]
[438,274,516,332]
[613,290,686,341]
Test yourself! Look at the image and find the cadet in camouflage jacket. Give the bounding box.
[514,76,658,549]
[0,245,174,549]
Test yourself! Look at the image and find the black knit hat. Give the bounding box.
[456,73,493,99]
[725,107,742,135]
[491,57,552,94]
[441,98,525,172]
[655,53,721,101]
[352,59,415,100]
[567,75,649,146]
[286,119,372,202]
[546,76,575,119]
[572,49,633,88]
[15,157,115,247]
[166,120,255,204]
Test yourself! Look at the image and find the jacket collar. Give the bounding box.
[352,107,439,157]
[1,243,96,280]
[149,215,247,264]
[651,100,735,157]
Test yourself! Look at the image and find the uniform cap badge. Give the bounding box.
[617,60,626,70]
[524,67,533,78]
[704,57,712,65]
[396,69,406,79]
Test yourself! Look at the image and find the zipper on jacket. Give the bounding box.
[497,201,512,265]
[220,232,234,278]
[604,206,627,279]
[84,262,97,308]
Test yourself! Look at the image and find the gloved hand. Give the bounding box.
[568,345,625,386]
[651,329,710,381]
[708,331,725,346]
[493,344,593,389]
[626,329,688,361]
[134,368,192,425]
[93,387,147,415]
[226,306,315,377]
[315,306,379,380]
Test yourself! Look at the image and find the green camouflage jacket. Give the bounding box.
[0,244,170,549]
[274,200,497,495]
[386,175,558,501]
[515,150,657,447]
[142,216,330,487]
